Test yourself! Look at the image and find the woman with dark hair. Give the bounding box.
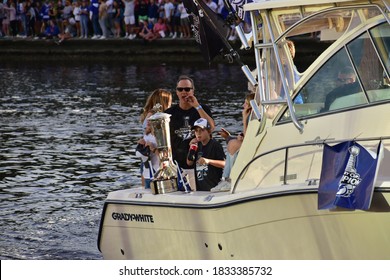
[140,88,173,125]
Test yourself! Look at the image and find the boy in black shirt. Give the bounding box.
[186,118,225,191]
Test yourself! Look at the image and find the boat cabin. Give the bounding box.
[231,0,390,192]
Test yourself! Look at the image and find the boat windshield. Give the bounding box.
[279,22,390,122]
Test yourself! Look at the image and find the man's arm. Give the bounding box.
[186,95,215,132]
[196,106,215,132]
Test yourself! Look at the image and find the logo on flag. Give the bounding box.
[336,145,361,198]
[318,141,383,210]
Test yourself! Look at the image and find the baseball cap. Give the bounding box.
[192,118,210,130]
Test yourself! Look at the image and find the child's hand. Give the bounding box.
[197,157,209,165]
[189,138,198,145]
[218,128,230,139]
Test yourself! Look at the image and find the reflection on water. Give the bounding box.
[0,61,248,259]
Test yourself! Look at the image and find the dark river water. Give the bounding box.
[0,60,248,260]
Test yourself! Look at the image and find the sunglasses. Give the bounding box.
[176,87,193,92]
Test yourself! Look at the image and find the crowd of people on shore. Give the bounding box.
[0,0,238,42]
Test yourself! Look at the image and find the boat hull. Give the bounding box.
[98,189,390,259]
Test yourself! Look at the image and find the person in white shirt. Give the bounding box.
[177,0,190,38]
[163,0,174,37]
[73,1,81,38]
[136,119,160,189]
[122,0,136,39]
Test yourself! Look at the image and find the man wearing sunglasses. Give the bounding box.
[165,75,215,190]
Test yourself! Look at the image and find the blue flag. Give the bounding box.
[318,141,383,210]
[175,161,191,192]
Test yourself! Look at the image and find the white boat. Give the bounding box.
[97,0,390,259]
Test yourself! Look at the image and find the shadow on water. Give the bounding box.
[0,60,248,259]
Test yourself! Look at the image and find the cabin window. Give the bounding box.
[370,23,390,95]
[280,22,390,122]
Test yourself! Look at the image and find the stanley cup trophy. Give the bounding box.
[148,111,178,194]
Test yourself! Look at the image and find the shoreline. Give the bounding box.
[0,37,329,66]
[0,37,207,62]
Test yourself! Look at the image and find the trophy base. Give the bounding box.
[151,178,178,195]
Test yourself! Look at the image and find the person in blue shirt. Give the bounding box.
[213,92,254,192]
[41,19,60,38]
[280,40,304,104]
[90,0,101,39]
[39,1,51,30]
[288,40,304,104]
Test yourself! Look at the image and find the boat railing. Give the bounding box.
[232,135,390,194]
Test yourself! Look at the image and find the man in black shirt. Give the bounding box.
[165,75,215,190]
[323,66,362,111]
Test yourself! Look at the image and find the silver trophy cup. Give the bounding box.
[147,112,178,194]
